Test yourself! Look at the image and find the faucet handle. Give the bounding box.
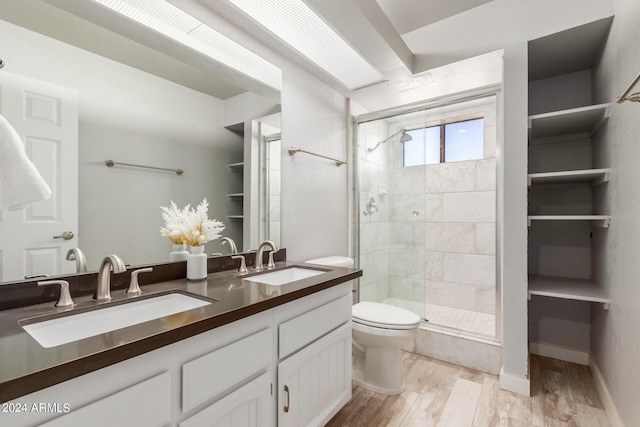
[38,280,75,308]
[127,267,153,295]
[267,250,278,270]
[231,255,248,274]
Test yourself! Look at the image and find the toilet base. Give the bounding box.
[352,344,407,395]
[352,369,406,395]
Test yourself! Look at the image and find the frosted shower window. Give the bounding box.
[403,117,484,166]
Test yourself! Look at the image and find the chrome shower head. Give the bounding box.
[367,130,412,152]
[399,131,412,143]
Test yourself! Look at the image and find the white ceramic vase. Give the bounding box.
[169,243,189,262]
[187,245,207,280]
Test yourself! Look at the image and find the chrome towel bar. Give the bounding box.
[105,160,184,175]
[287,147,346,167]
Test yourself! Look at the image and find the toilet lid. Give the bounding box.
[352,302,421,330]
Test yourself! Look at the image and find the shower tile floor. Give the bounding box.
[383,297,496,337]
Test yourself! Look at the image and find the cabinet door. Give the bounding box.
[278,323,351,427]
[180,372,274,427]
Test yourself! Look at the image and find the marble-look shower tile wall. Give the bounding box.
[388,97,497,315]
[357,120,391,303]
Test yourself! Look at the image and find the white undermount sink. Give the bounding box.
[22,293,212,348]
[243,267,325,286]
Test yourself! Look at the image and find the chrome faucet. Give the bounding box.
[220,237,238,255]
[254,240,279,272]
[94,254,126,301]
[66,248,88,273]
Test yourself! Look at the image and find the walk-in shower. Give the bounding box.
[354,95,498,339]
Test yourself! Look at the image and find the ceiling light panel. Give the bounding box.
[92,0,281,91]
[227,0,386,90]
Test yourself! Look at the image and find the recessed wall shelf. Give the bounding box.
[528,103,611,140]
[527,168,611,188]
[528,275,610,309]
[527,215,611,228]
[227,159,244,228]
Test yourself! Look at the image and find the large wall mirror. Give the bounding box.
[0,0,282,283]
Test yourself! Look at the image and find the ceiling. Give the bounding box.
[2,0,615,99]
[307,0,614,88]
[1,0,276,100]
[376,0,495,35]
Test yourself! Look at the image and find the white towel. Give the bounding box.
[0,113,52,210]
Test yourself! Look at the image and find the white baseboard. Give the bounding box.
[499,367,530,396]
[529,341,589,365]
[590,358,625,427]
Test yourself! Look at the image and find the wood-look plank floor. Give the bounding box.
[326,353,609,427]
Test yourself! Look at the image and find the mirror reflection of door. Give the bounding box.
[0,72,79,282]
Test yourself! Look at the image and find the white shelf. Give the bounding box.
[227,215,244,220]
[227,193,244,198]
[528,103,611,140]
[528,275,610,309]
[527,215,611,228]
[527,168,611,188]
[227,162,244,169]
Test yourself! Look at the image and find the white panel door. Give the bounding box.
[278,323,352,427]
[0,72,78,281]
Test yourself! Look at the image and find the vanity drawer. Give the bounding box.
[40,372,171,427]
[279,293,352,359]
[182,327,272,412]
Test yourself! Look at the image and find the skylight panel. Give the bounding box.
[227,0,386,90]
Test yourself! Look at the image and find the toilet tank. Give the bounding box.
[305,256,354,268]
[306,257,356,303]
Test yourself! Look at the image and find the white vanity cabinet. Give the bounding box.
[7,310,274,427]
[274,283,353,427]
[6,281,354,427]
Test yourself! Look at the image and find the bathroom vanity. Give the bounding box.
[0,260,360,427]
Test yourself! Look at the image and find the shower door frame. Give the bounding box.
[351,85,504,342]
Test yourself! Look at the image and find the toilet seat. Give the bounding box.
[352,302,421,330]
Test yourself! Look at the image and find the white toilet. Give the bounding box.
[306,256,421,395]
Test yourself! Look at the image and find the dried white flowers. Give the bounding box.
[160,198,225,246]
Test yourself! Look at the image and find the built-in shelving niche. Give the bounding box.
[225,124,245,228]
[527,103,612,306]
[526,17,615,361]
[226,163,244,221]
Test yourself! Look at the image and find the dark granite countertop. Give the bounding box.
[0,261,361,403]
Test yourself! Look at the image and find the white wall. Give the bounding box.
[499,41,530,394]
[591,0,640,424]
[280,65,349,262]
[0,19,242,269]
